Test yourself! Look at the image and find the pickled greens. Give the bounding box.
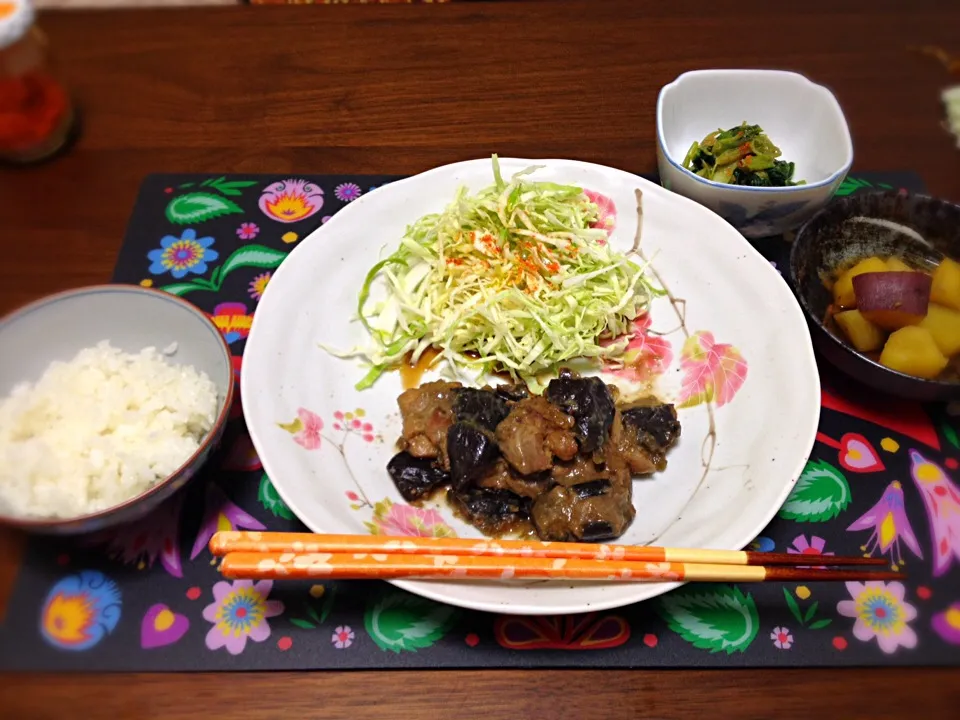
[682,122,803,187]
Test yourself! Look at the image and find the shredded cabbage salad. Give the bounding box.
[335,156,660,391]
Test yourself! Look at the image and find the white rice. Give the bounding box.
[0,341,219,519]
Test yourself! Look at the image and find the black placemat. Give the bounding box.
[4,170,959,671]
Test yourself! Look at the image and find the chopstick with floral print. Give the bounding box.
[210,531,900,583]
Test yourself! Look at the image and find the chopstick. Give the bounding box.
[210,531,900,584]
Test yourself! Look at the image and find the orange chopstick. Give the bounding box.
[218,550,904,584]
[209,531,887,567]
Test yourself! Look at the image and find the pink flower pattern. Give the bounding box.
[602,314,673,383]
[203,580,284,655]
[364,498,456,538]
[837,581,917,654]
[332,625,355,649]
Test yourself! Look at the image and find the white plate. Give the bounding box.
[242,158,820,615]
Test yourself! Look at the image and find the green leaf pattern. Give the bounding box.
[656,585,759,654]
[778,459,851,522]
[160,245,287,297]
[166,192,244,225]
[258,474,295,520]
[365,591,460,654]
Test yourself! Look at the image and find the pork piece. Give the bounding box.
[618,402,681,472]
[531,470,634,542]
[476,459,549,499]
[449,487,532,535]
[453,388,510,431]
[545,376,616,453]
[447,422,500,489]
[495,396,579,475]
[397,380,461,462]
[387,452,451,502]
[550,455,609,486]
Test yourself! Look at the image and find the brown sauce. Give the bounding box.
[399,347,442,390]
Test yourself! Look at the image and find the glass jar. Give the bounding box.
[0,0,76,164]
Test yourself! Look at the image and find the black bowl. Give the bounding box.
[789,191,960,402]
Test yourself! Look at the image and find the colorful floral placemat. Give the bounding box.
[3,170,959,671]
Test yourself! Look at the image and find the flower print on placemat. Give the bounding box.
[363,498,456,538]
[160,245,288,298]
[141,604,190,650]
[494,613,630,650]
[236,222,260,240]
[770,626,793,650]
[836,581,917,654]
[816,431,885,473]
[782,586,832,631]
[676,331,747,409]
[86,494,184,577]
[248,271,271,301]
[847,481,922,570]
[909,449,960,577]
[288,585,338,630]
[190,483,266,560]
[209,302,253,345]
[932,603,960,645]
[332,626,355,649]
[334,183,363,203]
[40,571,122,651]
[786,535,834,568]
[259,179,324,223]
[147,229,218,279]
[203,579,284,655]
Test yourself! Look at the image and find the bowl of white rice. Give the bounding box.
[0,285,234,534]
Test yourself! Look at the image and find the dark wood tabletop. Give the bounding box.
[2,1,960,717]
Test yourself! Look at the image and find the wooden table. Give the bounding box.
[2,1,960,717]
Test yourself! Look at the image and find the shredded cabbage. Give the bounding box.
[335,156,660,391]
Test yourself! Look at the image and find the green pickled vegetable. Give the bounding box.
[682,122,805,187]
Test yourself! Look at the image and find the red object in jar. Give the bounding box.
[0,0,76,163]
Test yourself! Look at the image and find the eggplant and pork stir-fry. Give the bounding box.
[386,372,681,543]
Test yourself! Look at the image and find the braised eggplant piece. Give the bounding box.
[621,403,681,451]
[449,487,532,535]
[494,383,530,402]
[387,452,451,502]
[531,473,634,542]
[453,388,510,431]
[447,422,500,489]
[545,376,616,453]
[571,479,612,499]
[390,374,679,544]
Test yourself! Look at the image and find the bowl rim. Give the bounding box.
[789,190,960,392]
[656,69,854,194]
[0,283,235,529]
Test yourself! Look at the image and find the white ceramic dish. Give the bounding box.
[657,69,854,239]
[242,157,821,615]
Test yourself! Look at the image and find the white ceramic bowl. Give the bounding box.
[656,69,854,239]
[0,285,234,534]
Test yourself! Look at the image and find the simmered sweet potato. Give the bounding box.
[885,257,914,272]
[834,309,886,352]
[879,326,948,379]
[832,257,887,309]
[930,258,960,311]
[919,303,960,357]
[853,271,932,330]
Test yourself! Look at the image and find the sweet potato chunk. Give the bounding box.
[832,257,888,309]
[879,326,948,379]
[834,309,886,353]
[885,257,914,272]
[930,258,960,312]
[919,303,960,357]
[853,271,931,331]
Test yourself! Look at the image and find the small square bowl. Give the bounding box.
[656,69,854,239]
